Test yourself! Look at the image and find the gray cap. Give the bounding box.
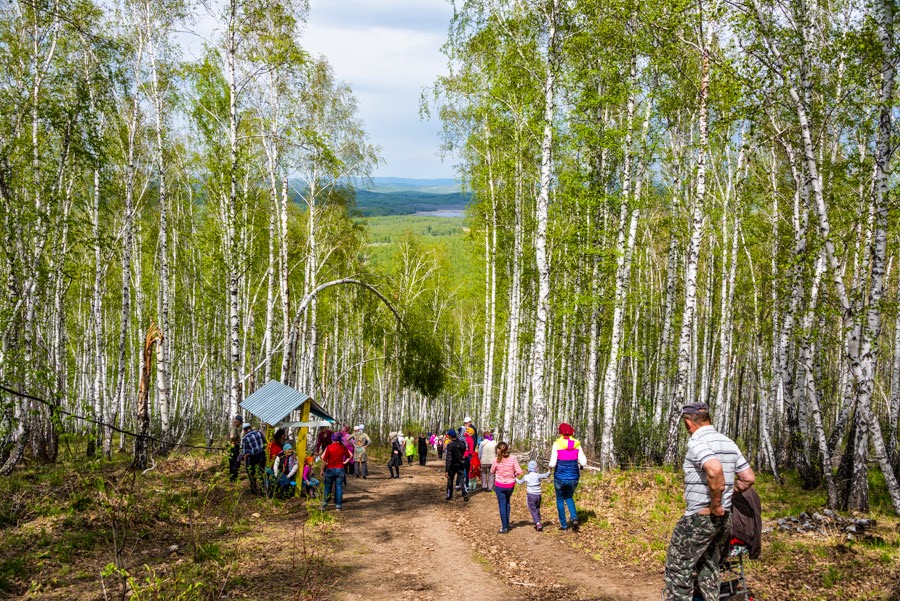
[682,402,709,415]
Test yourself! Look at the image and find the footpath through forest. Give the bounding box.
[290,459,661,601]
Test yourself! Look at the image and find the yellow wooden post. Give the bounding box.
[265,423,275,466]
[295,399,311,460]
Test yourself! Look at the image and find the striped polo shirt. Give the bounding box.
[683,425,750,516]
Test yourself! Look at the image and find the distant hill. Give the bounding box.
[355,177,469,217]
[367,177,461,194]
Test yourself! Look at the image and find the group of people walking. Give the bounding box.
[443,419,586,534]
[437,403,758,601]
[386,430,434,477]
[230,401,756,601]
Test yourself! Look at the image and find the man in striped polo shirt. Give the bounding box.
[664,402,756,601]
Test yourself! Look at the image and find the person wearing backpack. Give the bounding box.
[549,423,587,531]
[444,429,469,502]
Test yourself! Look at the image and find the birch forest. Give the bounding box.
[3,0,900,521]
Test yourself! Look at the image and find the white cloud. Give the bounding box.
[303,0,454,178]
[175,1,456,178]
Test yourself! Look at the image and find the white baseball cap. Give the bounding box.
[464,416,472,422]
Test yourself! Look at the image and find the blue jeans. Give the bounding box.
[554,479,579,528]
[323,468,345,507]
[495,486,514,530]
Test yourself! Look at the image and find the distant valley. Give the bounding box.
[354,177,470,217]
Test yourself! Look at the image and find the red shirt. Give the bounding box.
[464,434,475,458]
[322,442,350,469]
[267,441,283,463]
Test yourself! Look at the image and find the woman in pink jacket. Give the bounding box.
[490,441,523,533]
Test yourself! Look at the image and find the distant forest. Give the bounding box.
[285,178,471,217]
[352,189,471,216]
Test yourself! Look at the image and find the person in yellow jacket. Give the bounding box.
[405,434,416,466]
[549,423,587,531]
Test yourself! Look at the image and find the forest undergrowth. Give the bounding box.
[570,469,900,600]
[0,444,898,600]
[0,439,336,600]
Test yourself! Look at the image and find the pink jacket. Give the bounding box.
[490,455,523,489]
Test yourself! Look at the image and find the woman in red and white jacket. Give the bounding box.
[490,442,523,533]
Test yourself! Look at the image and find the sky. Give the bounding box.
[301,1,456,179]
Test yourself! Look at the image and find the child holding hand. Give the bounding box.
[516,460,551,531]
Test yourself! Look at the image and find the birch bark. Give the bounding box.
[752,0,900,513]
[226,0,242,418]
[502,129,524,439]
[599,86,638,467]
[145,0,172,444]
[114,53,141,460]
[664,23,713,464]
[530,0,559,442]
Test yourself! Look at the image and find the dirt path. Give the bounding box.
[326,459,663,601]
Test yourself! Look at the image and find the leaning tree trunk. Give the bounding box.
[753,0,900,513]
[798,251,838,504]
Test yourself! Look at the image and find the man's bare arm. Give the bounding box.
[734,467,756,494]
[703,458,725,515]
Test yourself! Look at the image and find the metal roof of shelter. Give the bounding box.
[239,380,335,426]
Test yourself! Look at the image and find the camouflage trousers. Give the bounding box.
[663,511,731,601]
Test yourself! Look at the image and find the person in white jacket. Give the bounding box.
[516,460,552,531]
[478,431,498,492]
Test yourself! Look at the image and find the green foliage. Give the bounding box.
[397,318,447,399]
[0,557,24,593]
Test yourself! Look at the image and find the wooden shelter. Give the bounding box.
[239,380,335,460]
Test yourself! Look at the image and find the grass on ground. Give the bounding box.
[0,438,335,600]
[567,467,900,601]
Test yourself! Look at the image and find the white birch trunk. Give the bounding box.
[91,168,105,454]
[655,168,681,424]
[145,0,171,442]
[889,279,900,463]
[853,0,900,512]
[279,174,291,383]
[481,126,498,424]
[530,0,559,442]
[753,0,900,512]
[227,0,242,417]
[664,30,712,464]
[263,102,280,383]
[502,131,524,440]
[599,81,636,468]
[585,141,609,448]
